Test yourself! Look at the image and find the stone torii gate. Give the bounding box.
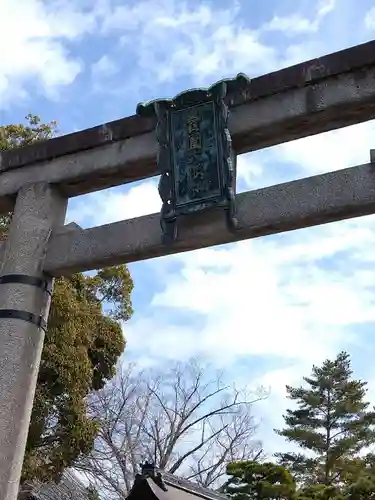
[1,39,375,499]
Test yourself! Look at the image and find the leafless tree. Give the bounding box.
[76,358,266,499]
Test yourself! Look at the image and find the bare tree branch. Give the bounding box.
[76,358,266,499]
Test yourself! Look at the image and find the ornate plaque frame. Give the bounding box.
[137,73,250,242]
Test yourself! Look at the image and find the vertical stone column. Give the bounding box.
[0,183,67,500]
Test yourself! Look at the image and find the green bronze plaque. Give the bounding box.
[136,73,250,242]
[171,101,222,209]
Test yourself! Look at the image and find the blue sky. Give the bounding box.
[2,0,375,458]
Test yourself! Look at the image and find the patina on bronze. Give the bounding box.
[136,73,250,242]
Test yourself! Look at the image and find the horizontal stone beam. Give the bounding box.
[0,41,374,212]
[43,160,375,276]
[3,39,375,171]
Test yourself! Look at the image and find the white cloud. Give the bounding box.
[0,0,101,105]
[86,0,344,103]
[100,0,277,87]
[91,54,119,78]
[365,6,375,29]
[67,180,161,227]
[263,0,336,35]
[144,224,372,361]
[0,0,343,108]
[115,117,375,456]
[277,122,375,176]
[237,155,265,189]
[263,14,321,35]
[317,0,336,17]
[0,0,282,107]
[238,119,375,192]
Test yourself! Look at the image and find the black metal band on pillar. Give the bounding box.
[0,309,47,332]
[0,274,52,332]
[0,274,52,294]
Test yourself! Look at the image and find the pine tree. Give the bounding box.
[296,483,345,499]
[222,460,296,500]
[275,352,375,487]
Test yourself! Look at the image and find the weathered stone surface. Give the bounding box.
[0,43,373,212]
[2,38,375,171]
[43,162,375,276]
[0,183,67,500]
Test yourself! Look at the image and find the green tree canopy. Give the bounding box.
[0,115,134,486]
[296,484,345,500]
[275,352,375,488]
[223,460,296,500]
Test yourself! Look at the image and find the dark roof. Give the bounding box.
[127,464,227,500]
[2,38,375,170]
[27,471,90,500]
[161,470,227,500]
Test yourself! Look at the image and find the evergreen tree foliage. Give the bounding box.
[223,460,296,499]
[275,352,375,486]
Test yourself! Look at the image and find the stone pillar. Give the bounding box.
[0,183,67,500]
